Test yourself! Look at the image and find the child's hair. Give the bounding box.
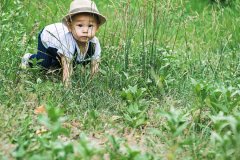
[67,12,101,25]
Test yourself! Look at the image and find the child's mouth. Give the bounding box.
[78,36,88,41]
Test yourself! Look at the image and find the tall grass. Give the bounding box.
[1,0,240,159]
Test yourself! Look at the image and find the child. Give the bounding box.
[21,0,106,87]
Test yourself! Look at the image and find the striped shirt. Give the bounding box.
[40,23,101,62]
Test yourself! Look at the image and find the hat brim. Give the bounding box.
[62,11,106,26]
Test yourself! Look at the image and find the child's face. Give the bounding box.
[68,13,99,44]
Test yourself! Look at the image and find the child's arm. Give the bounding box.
[61,55,73,87]
[90,59,100,79]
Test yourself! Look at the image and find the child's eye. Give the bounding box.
[88,25,93,28]
[78,24,83,27]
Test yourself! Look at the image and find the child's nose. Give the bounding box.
[82,27,88,33]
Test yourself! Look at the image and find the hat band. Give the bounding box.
[69,7,99,15]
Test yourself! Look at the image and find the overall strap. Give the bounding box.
[73,47,78,67]
[73,42,95,66]
[82,42,95,66]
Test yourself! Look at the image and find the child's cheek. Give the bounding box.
[75,28,82,36]
[88,32,94,37]
[89,29,96,36]
[75,27,80,33]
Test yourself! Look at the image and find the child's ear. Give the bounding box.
[67,22,72,32]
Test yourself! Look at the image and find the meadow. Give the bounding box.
[0,0,240,159]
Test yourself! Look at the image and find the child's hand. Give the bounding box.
[90,59,100,79]
[61,55,73,88]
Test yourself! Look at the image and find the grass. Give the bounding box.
[1,0,240,159]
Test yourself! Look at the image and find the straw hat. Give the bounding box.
[62,0,106,26]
